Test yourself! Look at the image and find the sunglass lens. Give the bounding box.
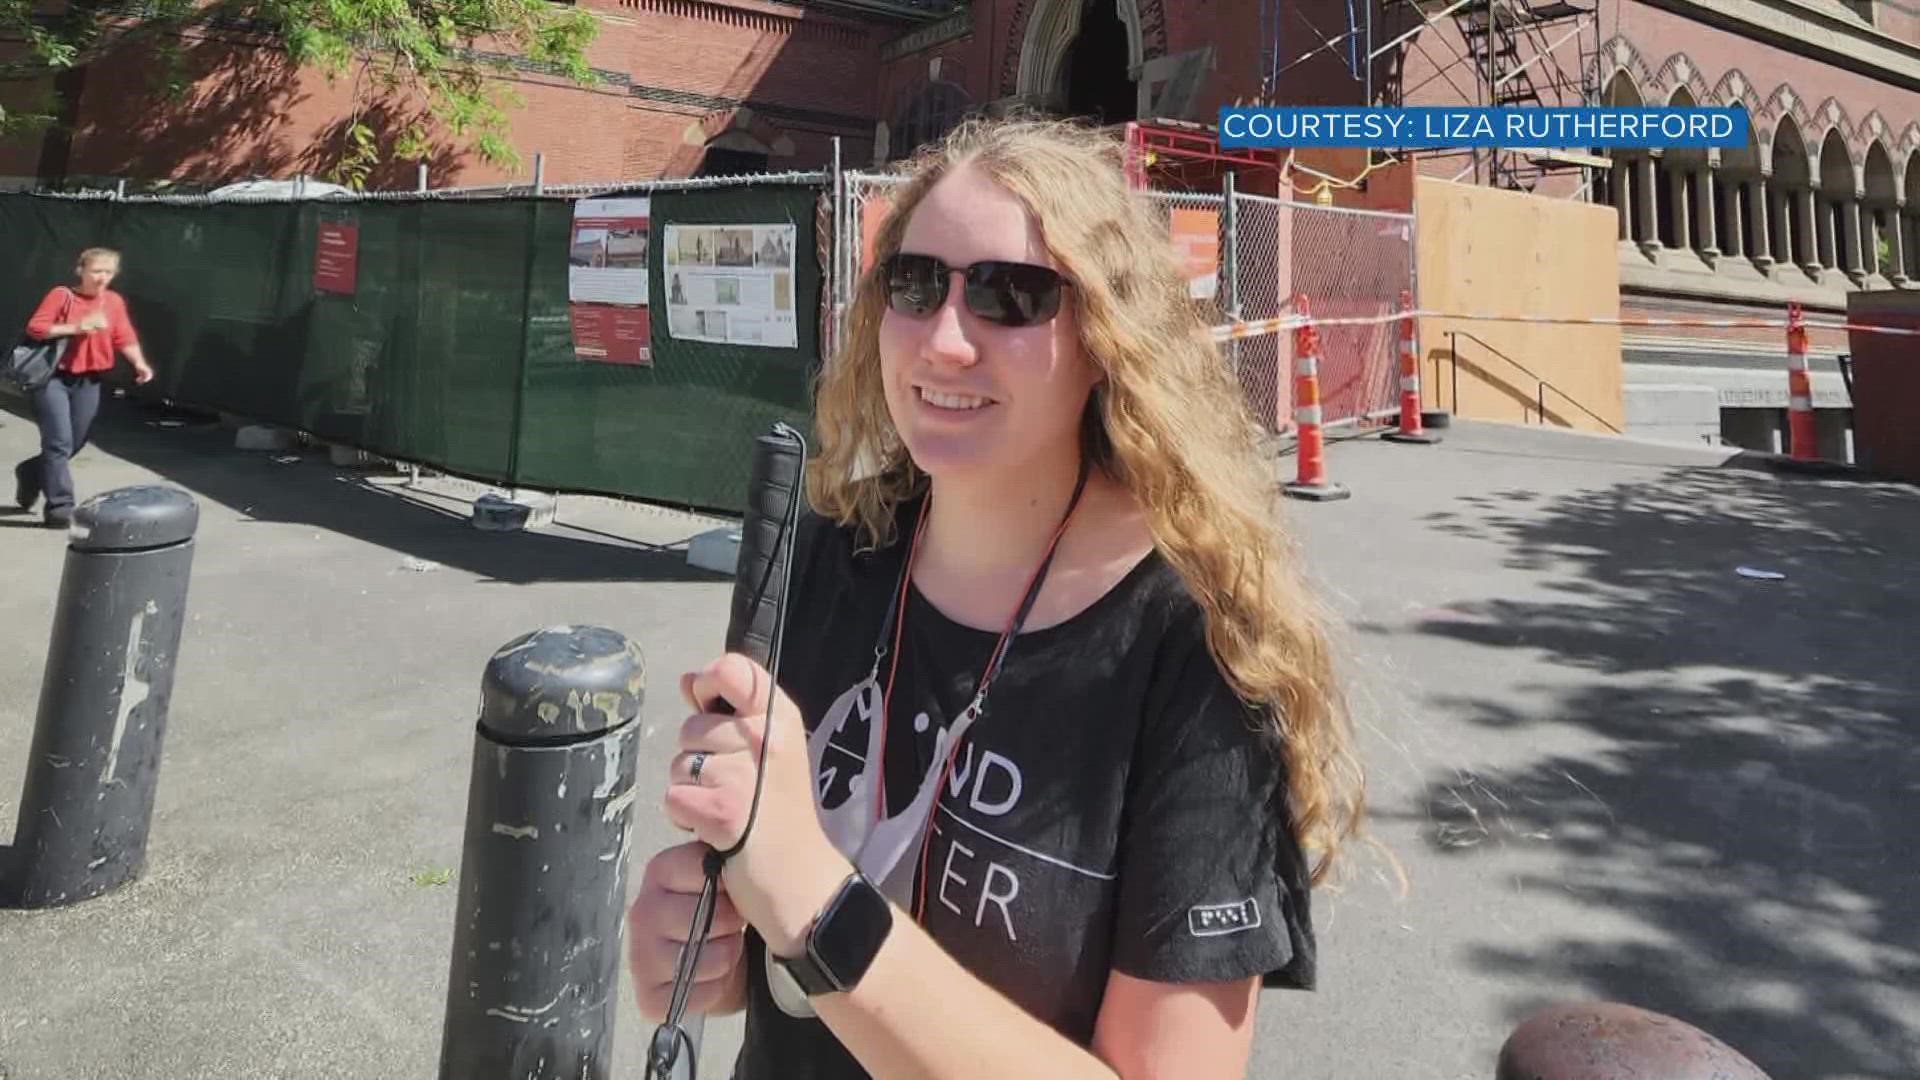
[967,262,1063,327]
[886,254,946,315]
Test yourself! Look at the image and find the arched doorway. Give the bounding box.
[1016,0,1143,120]
[1061,0,1135,123]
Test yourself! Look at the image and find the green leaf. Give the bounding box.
[0,0,601,180]
[411,867,455,887]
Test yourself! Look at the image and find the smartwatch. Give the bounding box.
[770,871,894,1000]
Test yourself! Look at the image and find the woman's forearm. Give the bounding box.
[812,910,1121,1080]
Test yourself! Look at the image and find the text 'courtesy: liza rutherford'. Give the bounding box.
[1220,107,1742,147]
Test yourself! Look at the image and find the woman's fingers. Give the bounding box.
[632,880,747,942]
[685,654,774,721]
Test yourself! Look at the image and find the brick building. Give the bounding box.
[4,0,1911,455]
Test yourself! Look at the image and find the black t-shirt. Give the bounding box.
[729,494,1315,1079]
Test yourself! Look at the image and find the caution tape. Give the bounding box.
[1209,308,1920,343]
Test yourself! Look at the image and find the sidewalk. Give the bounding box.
[0,393,750,1078]
[3,395,1917,1079]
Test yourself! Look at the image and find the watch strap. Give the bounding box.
[774,943,840,996]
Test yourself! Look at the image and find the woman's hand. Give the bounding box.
[628,841,748,1020]
[666,652,854,958]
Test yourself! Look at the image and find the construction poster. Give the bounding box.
[314,218,359,295]
[661,223,798,349]
[568,197,652,365]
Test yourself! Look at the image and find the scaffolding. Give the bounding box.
[1378,0,1606,194]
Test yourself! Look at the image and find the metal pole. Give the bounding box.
[830,136,846,363]
[1449,331,1459,414]
[1223,170,1242,379]
[418,163,429,192]
[438,625,645,1080]
[5,486,199,909]
[533,153,546,195]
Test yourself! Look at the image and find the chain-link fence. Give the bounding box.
[1258,195,1416,433]
[834,176,1413,438]
[0,162,1413,515]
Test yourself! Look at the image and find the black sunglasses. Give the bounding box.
[881,252,1070,328]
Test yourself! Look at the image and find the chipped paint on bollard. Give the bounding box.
[439,625,646,1080]
[6,485,198,909]
[1496,1001,1774,1080]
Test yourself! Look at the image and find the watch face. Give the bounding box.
[811,873,893,988]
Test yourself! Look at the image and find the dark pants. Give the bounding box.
[16,371,102,514]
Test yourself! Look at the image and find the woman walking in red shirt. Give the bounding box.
[13,247,155,527]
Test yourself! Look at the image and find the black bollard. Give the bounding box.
[6,485,198,909]
[439,625,646,1080]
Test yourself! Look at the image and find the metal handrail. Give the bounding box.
[1446,329,1622,434]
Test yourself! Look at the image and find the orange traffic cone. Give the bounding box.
[1283,294,1352,502]
[1785,302,1818,462]
[1382,289,1441,445]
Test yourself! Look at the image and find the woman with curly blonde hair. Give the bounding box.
[629,114,1368,1080]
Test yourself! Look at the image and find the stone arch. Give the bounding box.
[1602,68,1657,248]
[1009,0,1152,103]
[1602,66,1644,106]
[1772,113,1810,173]
[1598,36,1659,92]
[1903,149,1920,276]
[1860,109,1892,150]
[1815,125,1858,276]
[1812,96,1857,149]
[695,108,782,148]
[1710,69,1764,116]
[1660,84,1710,252]
[1652,52,1711,102]
[1862,138,1898,276]
[1864,139,1897,201]
[1818,123,1858,192]
[1769,113,1817,272]
[1762,83,1810,130]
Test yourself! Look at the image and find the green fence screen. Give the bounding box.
[0,180,829,515]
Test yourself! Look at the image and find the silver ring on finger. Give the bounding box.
[687,751,709,785]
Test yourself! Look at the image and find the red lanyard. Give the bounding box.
[869,461,1090,922]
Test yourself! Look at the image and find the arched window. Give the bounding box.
[891,81,970,161]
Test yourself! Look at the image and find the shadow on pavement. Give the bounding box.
[0,394,731,586]
[1371,463,1920,1078]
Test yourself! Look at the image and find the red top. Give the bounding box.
[26,286,140,375]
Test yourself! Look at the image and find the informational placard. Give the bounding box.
[314,220,358,295]
[662,223,798,349]
[569,197,651,365]
[1169,208,1219,300]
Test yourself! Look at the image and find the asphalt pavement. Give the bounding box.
[1,396,1914,1079]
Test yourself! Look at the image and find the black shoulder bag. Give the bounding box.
[5,288,75,394]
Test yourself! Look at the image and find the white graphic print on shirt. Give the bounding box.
[805,665,983,911]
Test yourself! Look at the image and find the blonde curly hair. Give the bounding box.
[805,114,1368,888]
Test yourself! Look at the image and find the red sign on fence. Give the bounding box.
[569,305,652,366]
[314,220,358,295]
